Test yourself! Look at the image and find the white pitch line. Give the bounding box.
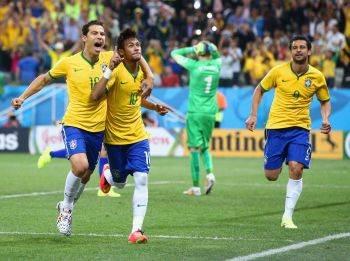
[0,231,292,242]
[0,181,184,200]
[228,232,350,261]
[220,183,350,189]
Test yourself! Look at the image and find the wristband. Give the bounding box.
[103,68,112,79]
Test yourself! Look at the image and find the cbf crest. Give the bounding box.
[101,63,108,73]
[304,78,312,88]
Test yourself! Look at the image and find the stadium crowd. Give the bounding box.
[0,0,349,89]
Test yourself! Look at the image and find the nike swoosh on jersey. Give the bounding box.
[121,81,128,84]
[74,68,83,72]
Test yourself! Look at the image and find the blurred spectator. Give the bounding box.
[3,112,21,128]
[16,49,40,85]
[0,0,349,88]
[219,37,242,87]
[38,25,80,68]
[321,49,337,88]
[145,39,164,86]
[326,24,346,53]
[161,66,180,87]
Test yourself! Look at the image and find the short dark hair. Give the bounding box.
[82,20,104,36]
[117,28,137,49]
[289,35,312,50]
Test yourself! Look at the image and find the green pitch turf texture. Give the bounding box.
[0,154,349,260]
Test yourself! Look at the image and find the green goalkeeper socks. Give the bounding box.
[190,151,200,187]
[202,149,213,174]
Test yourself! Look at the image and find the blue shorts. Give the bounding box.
[61,126,104,171]
[264,127,312,170]
[105,139,150,184]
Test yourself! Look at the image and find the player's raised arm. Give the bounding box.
[91,49,123,101]
[245,84,265,131]
[320,100,331,134]
[170,46,197,70]
[11,73,52,110]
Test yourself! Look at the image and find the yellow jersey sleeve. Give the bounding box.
[315,73,330,102]
[260,66,277,91]
[49,57,68,79]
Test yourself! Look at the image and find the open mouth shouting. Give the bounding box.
[93,42,104,52]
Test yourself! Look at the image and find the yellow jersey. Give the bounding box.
[49,51,113,132]
[260,62,330,130]
[104,62,148,145]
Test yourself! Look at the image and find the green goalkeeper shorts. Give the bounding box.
[186,113,215,149]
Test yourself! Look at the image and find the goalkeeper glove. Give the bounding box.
[194,41,210,56]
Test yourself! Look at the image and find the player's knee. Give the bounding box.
[72,162,89,177]
[265,169,281,181]
[288,162,303,179]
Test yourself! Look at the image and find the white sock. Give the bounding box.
[62,171,81,210]
[74,183,86,204]
[283,178,303,219]
[131,172,148,233]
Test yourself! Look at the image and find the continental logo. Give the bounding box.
[182,129,344,159]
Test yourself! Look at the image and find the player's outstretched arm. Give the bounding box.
[245,84,264,131]
[320,100,331,134]
[139,56,154,99]
[141,98,171,116]
[11,73,52,110]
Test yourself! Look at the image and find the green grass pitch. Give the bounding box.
[0,154,349,260]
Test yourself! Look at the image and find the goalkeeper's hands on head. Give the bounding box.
[193,41,217,56]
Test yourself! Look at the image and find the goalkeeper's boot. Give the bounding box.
[37,147,52,169]
[56,203,73,236]
[205,173,216,195]
[281,217,298,229]
[183,187,201,196]
[99,164,111,193]
[128,230,148,244]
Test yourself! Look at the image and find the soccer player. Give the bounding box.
[245,35,331,229]
[170,41,222,196]
[91,28,170,244]
[11,21,154,236]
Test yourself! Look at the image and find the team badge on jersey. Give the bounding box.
[305,78,312,88]
[69,140,77,150]
[101,63,108,73]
